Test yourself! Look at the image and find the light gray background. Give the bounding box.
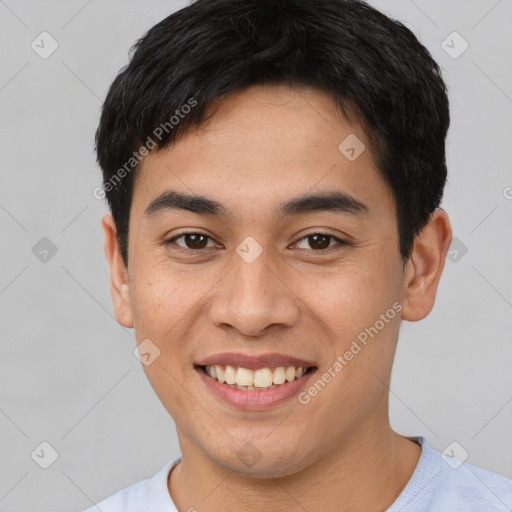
[0,0,511,510]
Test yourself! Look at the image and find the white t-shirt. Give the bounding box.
[82,436,512,511]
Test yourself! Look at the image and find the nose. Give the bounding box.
[208,248,300,338]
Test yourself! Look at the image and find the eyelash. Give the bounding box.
[164,231,348,254]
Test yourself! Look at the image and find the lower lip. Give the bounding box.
[195,367,317,411]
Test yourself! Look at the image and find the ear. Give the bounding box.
[102,213,134,328]
[400,208,452,322]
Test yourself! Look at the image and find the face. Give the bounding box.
[103,84,449,478]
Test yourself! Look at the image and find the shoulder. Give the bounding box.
[430,454,512,511]
[81,478,149,512]
[412,437,512,511]
[81,457,181,512]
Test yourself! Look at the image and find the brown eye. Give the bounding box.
[294,233,346,251]
[166,232,215,251]
[307,234,331,250]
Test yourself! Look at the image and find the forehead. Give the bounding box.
[132,84,394,220]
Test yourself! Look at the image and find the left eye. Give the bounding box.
[165,232,345,252]
[294,233,345,251]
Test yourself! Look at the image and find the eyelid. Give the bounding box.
[165,230,218,246]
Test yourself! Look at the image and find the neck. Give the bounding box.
[168,419,421,512]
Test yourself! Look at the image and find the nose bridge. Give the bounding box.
[209,243,299,336]
[239,250,273,293]
[229,245,279,311]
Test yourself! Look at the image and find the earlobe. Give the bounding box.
[102,213,134,328]
[400,208,452,322]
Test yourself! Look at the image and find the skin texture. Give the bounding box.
[102,84,452,511]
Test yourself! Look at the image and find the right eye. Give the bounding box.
[164,232,220,252]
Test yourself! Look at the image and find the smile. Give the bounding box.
[194,352,318,409]
[201,364,313,390]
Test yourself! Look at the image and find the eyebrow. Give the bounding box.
[144,189,370,219]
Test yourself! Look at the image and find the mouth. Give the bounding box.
[194,352,318,411]
[197,364,316,390]
[193,353,318,410]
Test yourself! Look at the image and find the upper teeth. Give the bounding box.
[205,365,307,389]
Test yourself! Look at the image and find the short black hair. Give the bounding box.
[95,0,450,268]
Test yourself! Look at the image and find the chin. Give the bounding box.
[205,437,316,479]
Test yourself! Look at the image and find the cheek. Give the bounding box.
[306,261,399,339]
[142,361,198,433]
[131,265,200,417]
[130,258,197,333]
[302,254,402,401]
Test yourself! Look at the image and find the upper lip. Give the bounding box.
[195,352,317,370]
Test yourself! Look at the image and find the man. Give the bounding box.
[86,0,512,510]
